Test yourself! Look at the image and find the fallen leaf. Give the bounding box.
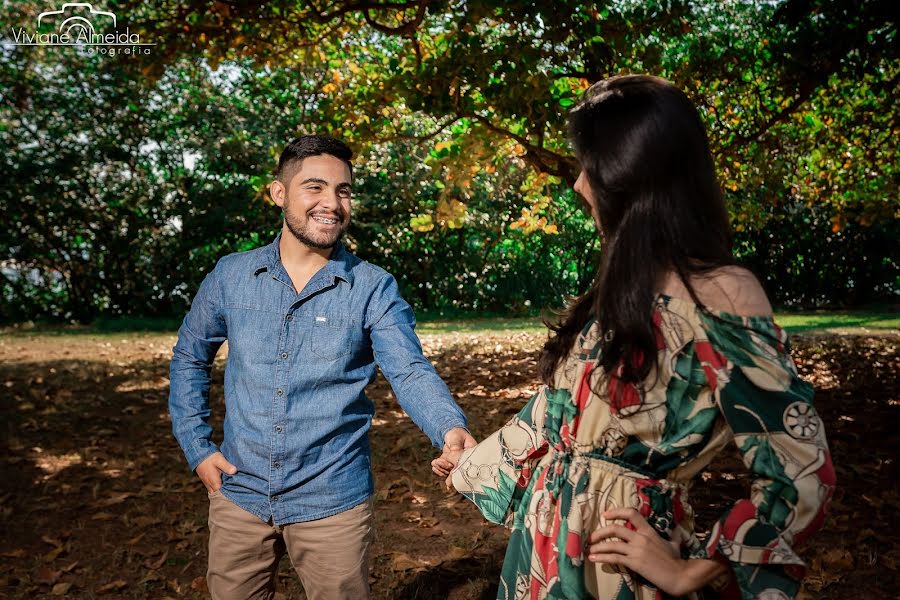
[43,546,65,562]
[822,548,854,570]
[144,550,169,570]
[91,512,116,521]
[389,552,432,572]
[131,516,162,528]
[94,492,133,507]
[139,483,166,494]
[51,582,72,595]
[447,546,469,560]
[190,575,208,592]
[418,516,439,528]
[139,571,165,584]
[97,579,127,594]
[402,511,423,523]
[61,561,79,573]
[36,566,61,585]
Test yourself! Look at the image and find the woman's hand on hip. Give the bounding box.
[586,507,708,596]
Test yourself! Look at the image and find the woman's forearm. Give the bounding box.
[682,557,731,593]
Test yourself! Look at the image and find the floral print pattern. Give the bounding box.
[451,294,835,600]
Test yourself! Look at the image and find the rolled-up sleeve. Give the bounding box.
[366,273,467,448]
[168,260,227,471]
[698,315,836,599]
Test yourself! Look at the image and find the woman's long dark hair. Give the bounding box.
[539,75,737,387]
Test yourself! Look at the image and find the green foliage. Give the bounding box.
[351,138,598,314]
[735,201,899,307]
[0,0,896,322]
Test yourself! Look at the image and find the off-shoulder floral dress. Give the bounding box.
[451,294,835,600]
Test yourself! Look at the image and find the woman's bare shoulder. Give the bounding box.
[660,266,773,317]
[694,266,773,317]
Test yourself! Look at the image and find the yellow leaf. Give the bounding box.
[436,198,468,227]
[410,214,435,232]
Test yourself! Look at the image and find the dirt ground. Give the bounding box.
[0,329,897,599]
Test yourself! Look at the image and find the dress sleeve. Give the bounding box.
[449,385,555,526]
[695,312,836,599]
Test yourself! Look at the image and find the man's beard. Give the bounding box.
[283,202,348,250]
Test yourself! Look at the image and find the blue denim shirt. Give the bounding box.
[168,233,467,525]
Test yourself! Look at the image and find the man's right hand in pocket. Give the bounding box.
[196,452,238,493]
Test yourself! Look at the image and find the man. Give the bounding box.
[168,135,475,599]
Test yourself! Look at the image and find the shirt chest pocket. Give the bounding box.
[306,312,356,360]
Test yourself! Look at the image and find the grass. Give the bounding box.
[2,309,896,338]
[772,311,899,333]
[0,315,183,337]
[417,310,899,335]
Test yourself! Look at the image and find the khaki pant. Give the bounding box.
[207,491,374,600]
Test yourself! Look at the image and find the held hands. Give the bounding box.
[587,507,719,596]
[431,427,477,486]
[195,452,237,494]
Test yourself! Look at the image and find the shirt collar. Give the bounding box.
[253,231,354,288]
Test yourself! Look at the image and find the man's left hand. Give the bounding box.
[431,427,476,479]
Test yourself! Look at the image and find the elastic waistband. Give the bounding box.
[557,447,688,488]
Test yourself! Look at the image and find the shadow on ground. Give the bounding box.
[0,332,896,597]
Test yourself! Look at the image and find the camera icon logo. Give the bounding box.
[36,3,117,38]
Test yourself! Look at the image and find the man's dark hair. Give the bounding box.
[275,135,354,184]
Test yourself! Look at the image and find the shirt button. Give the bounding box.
[281,352,288,359]
[276,389,284,396]
[275,425,283,433]
[273,462,281,469]
[285,315,293,321]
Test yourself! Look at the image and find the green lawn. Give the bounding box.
[770,311,899,334]
[415,310,899,335]
[2,310,896,337]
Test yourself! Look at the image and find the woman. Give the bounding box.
[433,75,835,600]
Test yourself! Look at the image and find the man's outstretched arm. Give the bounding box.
[367,273,474,460]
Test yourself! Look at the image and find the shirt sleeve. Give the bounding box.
[450,319,597,526]
[366,273,467,449]
[696,312,836,599]
[168,260,227,471]
[450,385,552,526]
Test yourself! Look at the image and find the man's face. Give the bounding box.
[271,154,352,250]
